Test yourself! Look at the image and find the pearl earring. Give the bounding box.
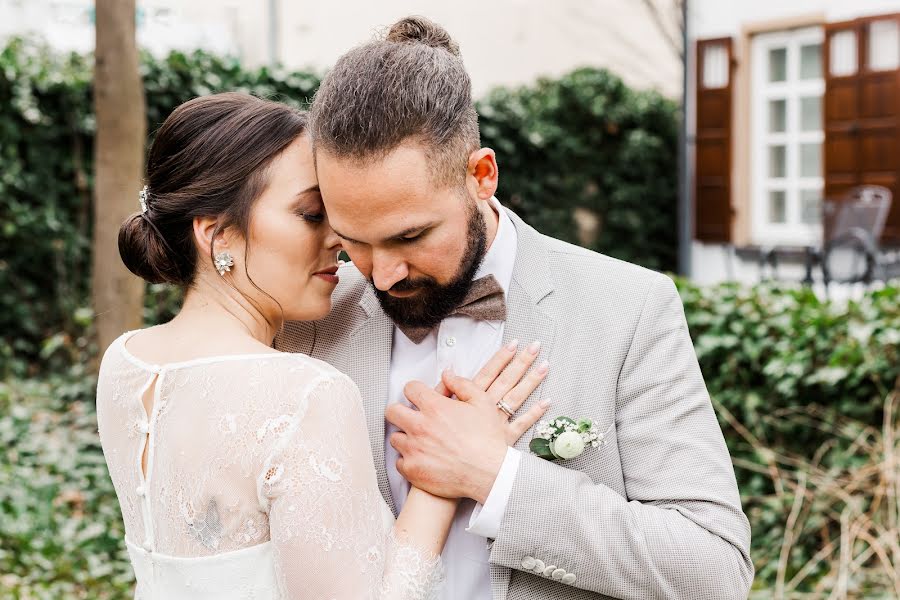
[214,251,234,276]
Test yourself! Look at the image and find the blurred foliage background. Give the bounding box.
[1,39,898,599]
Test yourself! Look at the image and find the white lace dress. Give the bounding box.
[96,331,444,599]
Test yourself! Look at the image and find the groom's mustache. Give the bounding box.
[383,275,439,293]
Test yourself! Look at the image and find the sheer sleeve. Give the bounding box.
[259,370,444,599]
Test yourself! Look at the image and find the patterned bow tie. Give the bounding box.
[397,275,507,344]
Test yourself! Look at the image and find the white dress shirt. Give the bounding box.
[385,197,522,600]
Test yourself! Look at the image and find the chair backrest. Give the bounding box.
[824,185,893,242]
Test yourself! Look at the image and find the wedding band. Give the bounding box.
[496,400,514,417]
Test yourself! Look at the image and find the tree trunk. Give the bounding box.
[92,0,146,358]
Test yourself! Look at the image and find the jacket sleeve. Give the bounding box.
[488,275,754,599]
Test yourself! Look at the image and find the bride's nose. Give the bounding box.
[323,224,342,251]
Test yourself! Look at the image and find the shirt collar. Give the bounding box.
[475,196,518,299]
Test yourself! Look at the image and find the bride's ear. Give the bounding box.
[192,216,228,258]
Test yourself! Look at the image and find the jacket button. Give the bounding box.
[551,568,566,580]
[532,559,545,574]
[562,573,577,585]
[521,556,536,570]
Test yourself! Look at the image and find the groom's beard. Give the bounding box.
[373,202,488,331]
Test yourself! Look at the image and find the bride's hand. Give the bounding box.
[437,340,550,446]
[387,341,550,502]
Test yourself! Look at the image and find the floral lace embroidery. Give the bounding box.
[96,332,445,599]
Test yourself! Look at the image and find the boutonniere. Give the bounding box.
[529,417,611,461]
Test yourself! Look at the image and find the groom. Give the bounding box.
[276,16,753,600]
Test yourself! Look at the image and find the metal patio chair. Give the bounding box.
[819,185,895,288]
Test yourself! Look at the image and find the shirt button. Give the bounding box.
[562,573,577,585]
[551,568,566,580]
[543,565,557,577]
[532,559,546,574]
[142,540,152,552]
[445,336,456,347]
[136,486,145,497]
[520,556,536,570]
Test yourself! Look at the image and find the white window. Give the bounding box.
[751,27,825,246]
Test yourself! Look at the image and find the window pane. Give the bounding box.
[769,47,787,82]
[800,43,822,79]
[800,143,821,177]
[830,30,857,76]
[769,145,787,178]
[768,99,787,132]
[868,20,900,71]
[800,96,821,131]
[800,190,822,225]
[769,191,787,224]
[702,43,729,88]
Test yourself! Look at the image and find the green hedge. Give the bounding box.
[679,280,900,594]
[477,68,678,272]
[0,39,677,376]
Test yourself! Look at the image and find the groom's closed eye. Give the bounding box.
[331,223,436,246]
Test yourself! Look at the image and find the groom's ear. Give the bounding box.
[466,148,498,200]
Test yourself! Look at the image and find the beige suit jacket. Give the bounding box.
[276,209,753,599]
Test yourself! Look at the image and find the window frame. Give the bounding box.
[750,26,825,246]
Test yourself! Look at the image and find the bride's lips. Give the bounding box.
[313,265,339,285]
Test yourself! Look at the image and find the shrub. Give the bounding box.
[477,68,679,272]
[676,279,900,594]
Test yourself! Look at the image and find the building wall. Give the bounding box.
[689,0,900,39]
[0,0,683,99]
[686,0,900,285]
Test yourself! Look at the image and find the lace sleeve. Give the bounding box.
[261,370,444,599]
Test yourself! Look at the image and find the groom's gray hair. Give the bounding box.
[309,16,480,187]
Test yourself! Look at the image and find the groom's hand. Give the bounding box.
[386,343,549,503]
[387,381,508,503]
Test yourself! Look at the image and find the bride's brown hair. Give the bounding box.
[118,93,308,286]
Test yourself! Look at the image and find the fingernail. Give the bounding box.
[539,398,551,408]
[444,366,455,376]
[527,340,541,354]
[537,361,549,375]
[505,339,519,352]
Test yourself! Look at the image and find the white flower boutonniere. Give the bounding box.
[529,417,611,461]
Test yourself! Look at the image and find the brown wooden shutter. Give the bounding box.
[694,38,734,243]
[824,14,900,243]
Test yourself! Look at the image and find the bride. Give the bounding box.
[96,93,548,599]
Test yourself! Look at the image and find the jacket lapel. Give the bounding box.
[491,209,557,600]
[349,285,397,514]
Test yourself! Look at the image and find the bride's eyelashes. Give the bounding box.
[300,211,325,224]
[293,205,325,224]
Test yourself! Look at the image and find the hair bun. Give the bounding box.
[385,16,460,56]
[118,213,187,286]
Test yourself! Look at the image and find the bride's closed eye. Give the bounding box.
[299,211,325,224]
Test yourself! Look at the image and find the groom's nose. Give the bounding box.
[371,252,409,292]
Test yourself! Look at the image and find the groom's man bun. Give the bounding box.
[310,16,479,187]
[384,15,460,55]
